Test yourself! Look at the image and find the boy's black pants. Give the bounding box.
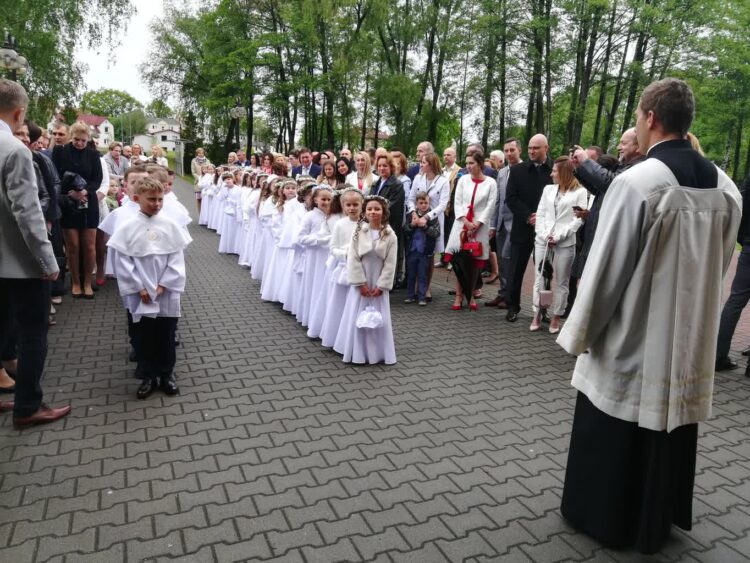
[131,316,178,381]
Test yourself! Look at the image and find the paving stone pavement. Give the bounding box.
[1,177,750,563]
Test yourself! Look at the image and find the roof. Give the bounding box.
[148,117,181,126]
[77,114,109,127]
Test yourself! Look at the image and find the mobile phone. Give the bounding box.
[572,205,583,211]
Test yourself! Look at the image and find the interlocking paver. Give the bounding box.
[2,176,750,563]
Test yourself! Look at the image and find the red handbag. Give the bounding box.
[460,178,483,257]
[460,230,483,257]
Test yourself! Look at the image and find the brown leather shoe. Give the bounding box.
[13,404,71,428]
[485,296,503,307]
[0,400,14,413]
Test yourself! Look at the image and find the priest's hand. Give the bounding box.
[139,289,151,304]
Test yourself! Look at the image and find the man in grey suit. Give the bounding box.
[0,79,71,428]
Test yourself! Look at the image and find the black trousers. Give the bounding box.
[716,244,750,360]
[0,278,50,417]
[507,239,535,313]
[131,316,178,381]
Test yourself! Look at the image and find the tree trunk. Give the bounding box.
[733,109,745,182]
[361,61,370,150]
[498,0,508,144]
[621,12,652,135]
[603,15,634,149]
[246,92,254,151]
[593,0,618,146]
[481,23,499,149]
[544,0,553,138]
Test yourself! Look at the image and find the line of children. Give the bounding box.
[199,169,398,365]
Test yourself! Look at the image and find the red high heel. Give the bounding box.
[451,303,463,310]
[469,302,478,311]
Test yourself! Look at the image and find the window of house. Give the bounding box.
[161,135,167,141]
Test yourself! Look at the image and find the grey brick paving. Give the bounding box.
[2,176,750,562]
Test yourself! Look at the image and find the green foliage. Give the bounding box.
[0,0,134,122]
[80,88,143,117]
[138,0,750,179]
[109,110,147,144]
[146,99,174,119]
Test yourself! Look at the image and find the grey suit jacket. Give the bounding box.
[0,131,59,278]
[489,166,514,232]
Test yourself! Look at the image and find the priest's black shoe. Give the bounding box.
[715,357,738,371]
[136,379,156,400]
[506,311,519,323]
[160,374,179,396]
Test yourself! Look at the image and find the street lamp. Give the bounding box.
[0,32,28,81]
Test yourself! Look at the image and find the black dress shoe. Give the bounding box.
[160,374,179,396]
[506,311,519,323]
[129,348,137,362]
[715,357,738,371]
[136,379,157,400]
[742,346,750,357]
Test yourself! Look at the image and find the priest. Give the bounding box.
[556,78,742,553]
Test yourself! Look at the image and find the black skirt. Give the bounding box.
[561,392,697,554]
[60,195,99,229]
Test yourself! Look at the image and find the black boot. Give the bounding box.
[136,378,157,400]
[160,373,179,396]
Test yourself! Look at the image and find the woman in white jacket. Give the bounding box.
[531,155,588,333]
[345,151,378,194]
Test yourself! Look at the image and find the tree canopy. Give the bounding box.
[0,0,134,123]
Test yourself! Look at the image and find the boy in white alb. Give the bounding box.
[107,177,192,399]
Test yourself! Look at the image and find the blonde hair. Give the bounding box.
[69,121,90,139]
[151,145,163,157]
[554,156,580,193]
[133,177,165,195]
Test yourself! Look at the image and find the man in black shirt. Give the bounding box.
[504,134,552,322]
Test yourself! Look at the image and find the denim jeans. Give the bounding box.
[0,278,51,417]
[716,244,750,360]
[406,251,430,301]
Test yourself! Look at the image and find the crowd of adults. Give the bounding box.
[188,128,653,329]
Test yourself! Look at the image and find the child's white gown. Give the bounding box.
[306,214,342,338]
[333,230,397,365]
[319,218,358,347]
